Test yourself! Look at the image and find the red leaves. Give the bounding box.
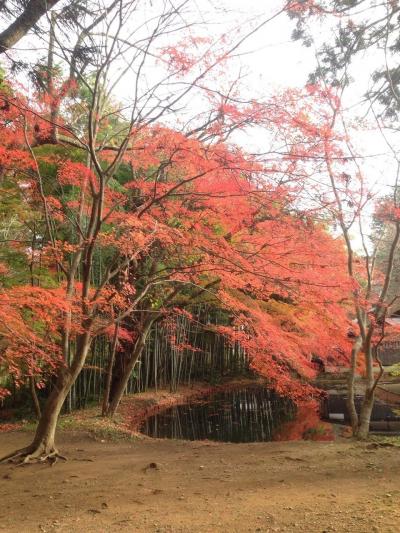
[160,36,213,76]
[286,1,327,15]
[0,286,69,396]
[57,161,97,190]
[161,45,198,75]
[123,126,352,401]
[104,325,135,349]
[0,146,33,172]
[375,199,400,223]
[0,77,355,402]
[0,422,23,431]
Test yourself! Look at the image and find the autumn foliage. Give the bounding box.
[0,76,354,405]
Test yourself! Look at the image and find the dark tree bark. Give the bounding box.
[107,342,146,418]
[0,0,61,54]
[107,318,155,417]
[102,323,119,416]
[29,376,42,419]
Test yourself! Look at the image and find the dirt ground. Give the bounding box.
[1,430,400,533]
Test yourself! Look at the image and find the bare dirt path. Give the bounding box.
[1,430,400,533]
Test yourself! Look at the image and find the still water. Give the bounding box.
[140,385,298,442]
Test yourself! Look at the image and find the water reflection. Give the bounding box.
[141,385,297,442]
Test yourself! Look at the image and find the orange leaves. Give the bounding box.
[57,161,97,190]
[0,146,33,172]
[160,36,213,76]
[286,1,327,16]
[42,240,81,265]
[0,76,356,402]
[0,286,70,396]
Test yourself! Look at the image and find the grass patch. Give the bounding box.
[10,406,139,442]
[371,434,400,447]
[388,364,400,377]
[57,408,139,442]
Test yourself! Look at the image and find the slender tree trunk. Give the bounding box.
[29,377,41,419]
[356,342,375,439]
[347,335,362,434]
[102,325,119,416]
[47,11,59,144]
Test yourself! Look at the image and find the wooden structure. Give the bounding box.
[378,313,400,366]
[378,339,400,366]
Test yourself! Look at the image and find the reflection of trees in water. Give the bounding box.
[142,386,302,442]
[273,402,333,442]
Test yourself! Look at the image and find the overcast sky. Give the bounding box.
[2,0,398,243]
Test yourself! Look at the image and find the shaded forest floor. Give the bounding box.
[1,429,400,532]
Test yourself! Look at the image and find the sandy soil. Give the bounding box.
[1,430,400,533]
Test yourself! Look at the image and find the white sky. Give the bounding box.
[214,0,399,222]
[214,0,314,89]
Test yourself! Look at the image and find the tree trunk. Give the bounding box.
[46,11,59,144]
[357,389,374,439]
[1,335,92,463]
[30,369,71,452]
[107,342,146,418]
[0,0,61,55]
[0,369,71,463]
[107,318,156,418]
[355,341,375,439]
[102,325,119,416]
[347,336,362,434]
[29,376,41,419]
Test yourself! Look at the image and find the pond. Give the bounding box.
[140,385,330,442]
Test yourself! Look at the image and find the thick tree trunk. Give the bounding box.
[0,369,71,463]
[1,336,92,464]
[0,0,61,55]
[107,342,146,418]
[30,370,71,452]
[107,318,155,418]
[357,390,374,439]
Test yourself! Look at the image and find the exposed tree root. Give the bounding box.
[21,450,67,466]
[0,444,67,466]
[0,446,34,464]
